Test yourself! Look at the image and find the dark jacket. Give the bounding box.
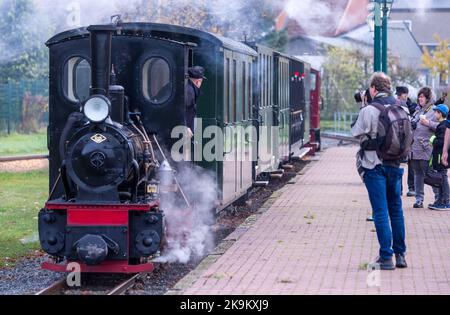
[431,120,447,170]
[186,80,200,131]
[407,98,417,116]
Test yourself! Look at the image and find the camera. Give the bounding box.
[354,92,363,103]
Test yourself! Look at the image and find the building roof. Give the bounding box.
[341,20,424,69]
[283,0,369,38]
[392,0,450,10]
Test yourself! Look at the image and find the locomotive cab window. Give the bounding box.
[143,57,172,104]
[63,57,91,103]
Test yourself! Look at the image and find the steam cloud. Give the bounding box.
[155,164,217,264]
[0,0,439,65]
[282,0,340,36]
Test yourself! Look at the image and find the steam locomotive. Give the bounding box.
[39,20,321,273]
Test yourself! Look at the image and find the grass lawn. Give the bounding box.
[321,119,352,133]
[321,120,335,131]
[0,169,48,267]
[0,130,48,157]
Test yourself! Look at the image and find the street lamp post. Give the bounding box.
[381,0,394,74]
[375,18,382,72]
[368,1,382,72]
[368,0,394,73]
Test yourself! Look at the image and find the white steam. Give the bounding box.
[282,0,340,36]
[154,164,217,264]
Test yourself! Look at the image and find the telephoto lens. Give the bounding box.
[354,92,363,103]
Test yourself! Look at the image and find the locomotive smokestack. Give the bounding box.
[87,25,117,96]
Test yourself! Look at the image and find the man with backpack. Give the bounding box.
[352,72,412,270]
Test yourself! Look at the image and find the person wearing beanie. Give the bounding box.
[428,104,450,211]
[396,86,415,197]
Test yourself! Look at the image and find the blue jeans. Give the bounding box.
[363,165,407,260]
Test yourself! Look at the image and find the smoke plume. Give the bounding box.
[154,163,217,264]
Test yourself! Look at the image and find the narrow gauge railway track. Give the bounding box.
[35,273,143,295]
[0,154,49,163]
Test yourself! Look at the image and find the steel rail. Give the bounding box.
[107,273,142,295]
[321,132,359,144]
[35,279,66,295]
[0,154,49,163]
[36,273,142,295]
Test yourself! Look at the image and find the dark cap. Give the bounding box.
[188,66,207,80]
[396,86,409,96]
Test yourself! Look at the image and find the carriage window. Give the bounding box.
[242,61,246,120]
[143,58,172,104]
[225,58,230,123]
[266,56,269,107]
[232,60,237,122]
[310,73,317,92]
[262,55,266,108]
[248,62,252,118]
[64,57,91,103]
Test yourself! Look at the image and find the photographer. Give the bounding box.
[351,73,408,270]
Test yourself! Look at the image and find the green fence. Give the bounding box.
[321,112,358,136]
[0,80,49,134]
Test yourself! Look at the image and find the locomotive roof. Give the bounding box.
[46,22,257,56]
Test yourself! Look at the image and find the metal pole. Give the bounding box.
[7,83,11,135]
[382,0,389,74]
[374,0,382,72]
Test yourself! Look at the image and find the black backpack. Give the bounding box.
[365,101,413,161]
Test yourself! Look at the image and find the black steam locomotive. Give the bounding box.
[39,19,321,273]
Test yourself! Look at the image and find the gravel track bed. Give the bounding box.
[0,256,64,295]
[0,160,48,173]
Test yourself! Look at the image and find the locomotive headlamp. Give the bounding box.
[83,95,111,123]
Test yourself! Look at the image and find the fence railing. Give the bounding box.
[0,80,49,135]
[322,112,358,136]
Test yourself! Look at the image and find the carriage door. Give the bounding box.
[289,60,304,152]
[223,50,237,205]
[277,57,290,162]
[256,50,276,176]
[235,54,253,196]
[303,63,311,145]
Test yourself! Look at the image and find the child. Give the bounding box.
[429,104,450,210]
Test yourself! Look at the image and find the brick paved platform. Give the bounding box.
[177,146,450,295]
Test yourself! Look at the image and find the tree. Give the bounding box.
[117,0,287,51]
[322,47,368,118]
[422,35,450,85]
[0,0,49,83]
[322,46,421,119]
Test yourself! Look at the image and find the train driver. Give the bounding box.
[186,66,206,138]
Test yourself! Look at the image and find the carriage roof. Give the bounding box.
[46,22,257,57]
